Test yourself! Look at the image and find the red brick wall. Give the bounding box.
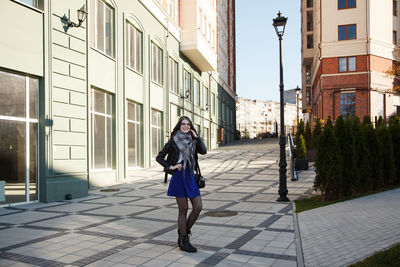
[355,89,369,119]
[315,73,369,121]
[321,73,368,89]
[317,88,369,121]
[321,55,368,74]
[322,58,338,74]
[311,55,395,122]
[311,55,393,121]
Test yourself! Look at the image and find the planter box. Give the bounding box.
[295,159,309,171]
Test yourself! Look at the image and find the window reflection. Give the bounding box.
[0,70,38,204]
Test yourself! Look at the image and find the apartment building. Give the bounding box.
[0,0,236,204]
[301,0,400,122]
[236,97,298,139]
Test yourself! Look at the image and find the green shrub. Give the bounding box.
[389,116,400,184]
[305,121,312,149]
[297,134,307,159]
[296,120,305,145]
[314,126,343,200]
[376,117,395,186]
[312,118,322,149]
[363,116,384,189]
[325,116,333,129]
[334,116,359,196]
[352,117,372,192]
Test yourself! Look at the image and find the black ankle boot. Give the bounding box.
[177,230,183,246]
[177,229,191,246]
[180,235,197,253]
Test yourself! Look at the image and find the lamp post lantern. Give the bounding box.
[273,11,289,202]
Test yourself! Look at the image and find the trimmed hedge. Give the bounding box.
[314,115,400,200]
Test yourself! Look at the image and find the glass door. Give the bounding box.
[0,70,38,205]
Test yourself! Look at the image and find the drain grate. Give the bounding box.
[204,210,238,217]
[99,188,120,192]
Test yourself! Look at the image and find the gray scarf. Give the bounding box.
[173,130,196,176]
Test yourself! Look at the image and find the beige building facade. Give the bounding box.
[0,0,236,204]
[301,0,400,122]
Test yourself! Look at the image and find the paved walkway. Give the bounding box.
[0,139,315,267]
[0,138,398,266]
[298,188,400,266]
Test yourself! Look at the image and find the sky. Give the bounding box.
[235,0,301,102]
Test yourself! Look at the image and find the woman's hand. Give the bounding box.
[170,163,183,171]
[190,129,198,139]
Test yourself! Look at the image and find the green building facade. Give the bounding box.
[0,0,236,204]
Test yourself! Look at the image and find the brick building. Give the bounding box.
[301,0,400,122]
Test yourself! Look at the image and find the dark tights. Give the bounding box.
[176,196,202,236]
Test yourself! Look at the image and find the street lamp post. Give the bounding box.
[296,86,301,127]
[273,12,289,202]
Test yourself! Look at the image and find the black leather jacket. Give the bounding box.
[156,136,207,174]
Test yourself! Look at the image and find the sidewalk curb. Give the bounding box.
[292,202,305,267]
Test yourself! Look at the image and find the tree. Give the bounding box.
[296,120,305,145]
[304,120,312,149]
[334,115,359,196]
[314,126,343,200]
[389,116,400,184]
[363,116,384,189]
[325,116,333,129]
[384,48,400,92]
[376,116,395,186]
[352,117,372,191]
[297,134,307,159]
[312,118,322,149]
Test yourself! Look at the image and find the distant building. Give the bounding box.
[284,88,301,104]
[236,97,298,139]
[301,0,400,122]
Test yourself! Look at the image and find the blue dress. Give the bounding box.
[167,166,200,198]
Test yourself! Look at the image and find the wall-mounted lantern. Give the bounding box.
[67,5,88,28]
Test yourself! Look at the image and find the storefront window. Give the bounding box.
[91,88,114,169]
[0,70,38,204]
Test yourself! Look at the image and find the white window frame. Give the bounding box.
[0,72,39,203]
[151,109,163,159]
[168,0,176,20]
[95,0,114,57]
[168,58,178,94]
[151,43,163,85]
[211,92,216,114]
[194,78,200,106]
[203,86,209,110]
[203,127,209,148]
[127,101,142,168]
[126,22,143,73]
[90,89,113,170]
[184,70,191,100]
[339,56,356,72]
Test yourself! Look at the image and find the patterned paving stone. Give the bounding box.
[0,139,327,266]
[299,188,400,266]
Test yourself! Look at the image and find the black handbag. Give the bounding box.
[195,160,205,189]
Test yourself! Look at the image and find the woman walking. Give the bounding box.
[156,116,207,253]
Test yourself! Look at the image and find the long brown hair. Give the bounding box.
[171,116,198,137]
